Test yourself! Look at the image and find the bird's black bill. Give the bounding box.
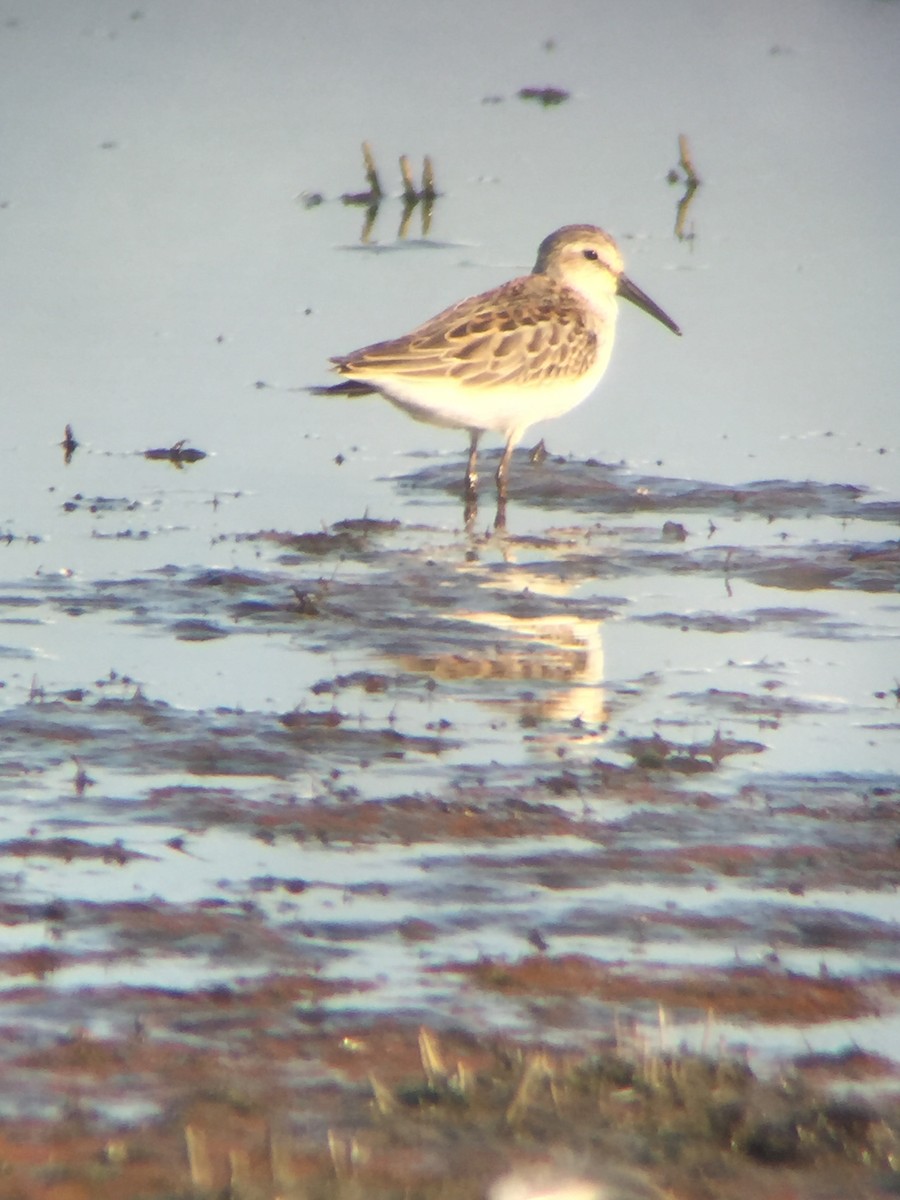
[617,274,681,336]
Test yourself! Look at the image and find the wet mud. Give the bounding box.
[1,464,899,1198]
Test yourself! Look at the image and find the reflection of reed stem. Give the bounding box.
[674,182,699,241]
[185,1125,213,1190]
[418,1025,448,1085]
[359,203,379,243]
[397,197,416,240]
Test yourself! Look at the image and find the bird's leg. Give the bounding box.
[464,430,480,528]
[493,435,517,530]
[494,490,507,531]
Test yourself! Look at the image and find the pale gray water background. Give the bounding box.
[0,0,897,689]
[3,0,899,538]
[1,0,899,1086]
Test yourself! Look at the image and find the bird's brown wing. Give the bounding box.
[331,276,599,389]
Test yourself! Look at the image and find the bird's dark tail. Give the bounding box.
[307,380,378,398]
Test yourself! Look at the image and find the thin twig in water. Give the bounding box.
[362,140,383,198]
[672,133,702,241]
[399,154,417,203]
[678,133,701,186]
[419,1025,448,1086]
[421,155,437,200]
[184,1125,212,1191]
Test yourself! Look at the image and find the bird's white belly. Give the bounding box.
[372,356,610,438]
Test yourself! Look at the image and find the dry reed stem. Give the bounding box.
[185,1123,213,1191]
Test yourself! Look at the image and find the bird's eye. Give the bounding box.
[582,248,599,261]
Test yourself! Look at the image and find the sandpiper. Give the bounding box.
[490,1163,667,1200]
[319,225,680,527]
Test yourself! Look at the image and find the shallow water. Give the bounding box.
[0,0,899,1167]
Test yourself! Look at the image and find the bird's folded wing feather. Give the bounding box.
[331,277,600,388]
